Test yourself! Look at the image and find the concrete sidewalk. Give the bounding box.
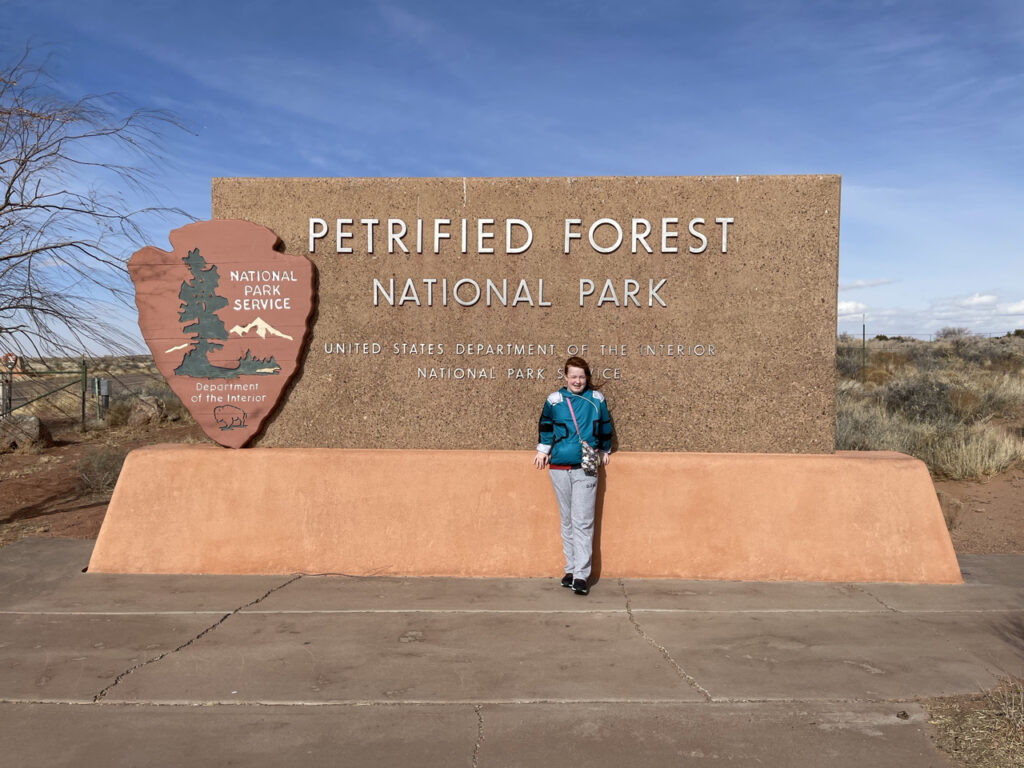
[1,539,1021,767]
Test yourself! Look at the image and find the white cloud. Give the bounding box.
[958,293,998,307]
[839,278,897,291]
[837,292,1024,336]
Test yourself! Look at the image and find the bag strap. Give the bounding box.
[566,398,582,438]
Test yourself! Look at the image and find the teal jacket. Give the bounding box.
[536,387,613,465]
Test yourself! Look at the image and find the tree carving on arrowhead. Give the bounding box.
[174,247,282,379]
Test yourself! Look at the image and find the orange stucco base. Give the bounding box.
[88,446,962,583]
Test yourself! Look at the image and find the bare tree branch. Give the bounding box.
[0,45,193,357]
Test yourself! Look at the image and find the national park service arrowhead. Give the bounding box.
[129,220,314,448]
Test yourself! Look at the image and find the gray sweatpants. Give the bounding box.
[549,468,598,581]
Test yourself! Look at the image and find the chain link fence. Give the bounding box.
[1,355,186,443]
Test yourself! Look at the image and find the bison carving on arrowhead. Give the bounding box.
[213,404,247,431]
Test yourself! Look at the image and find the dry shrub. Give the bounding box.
[835,342,862,379]
[161,389,192,422]
[104,401,132,428]
[976,374,1024,420]
[75,446,128,494]
[948,386,982,421]
[927,675,1024,768]
[103,384,193,428]
[871,349,913,373]
[835,395,1023,479]
[883,376,957,423]
[922,425,1024,480]
[864,366,894,385]
[836,336,1024,480]
[935,490,964,532]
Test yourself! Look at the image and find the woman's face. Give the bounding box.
[565,365,587,394]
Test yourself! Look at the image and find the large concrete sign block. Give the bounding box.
[213,176,839,453]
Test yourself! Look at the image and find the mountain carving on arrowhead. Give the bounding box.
[129,220,315,448]
[229,317,294,341]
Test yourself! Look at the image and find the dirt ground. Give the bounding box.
[935,469,1024,554]
[1,419,1020,554]
[0,420,205,548]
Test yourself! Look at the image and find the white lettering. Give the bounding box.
[649,278,667,307]
[486,279,507,307]
[506,219,533,254]
[387,219,408,254]
[661,217,678,253]
[597,279,619,306]
[308,218,328,252]
[511,279,532,306]
[564,218,582,254]
[589,218,623,254]
[538,278,551,307]
[373,278,394,306]
[631,218,653,253]
[433,218,450,254]
[336,218,353,253]
[579,278,595,306]
[232,297,292,311]
[716,217,734,252]
[454,278,481,307]
[688,218,707,254]
[399,278,420,306]
[361,218,379,253]
[478,218,495,254]
[623,279,640,306]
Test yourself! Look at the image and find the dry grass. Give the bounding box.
[927,675,1024,768]
[104,383,192,427]
[75,445,129,495]
[16,355,157,375]
[21,385,83,422]
[836,335,1024,480]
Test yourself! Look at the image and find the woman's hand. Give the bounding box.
[533,451,549,469]
[601,452,610,467]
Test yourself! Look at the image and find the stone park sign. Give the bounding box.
[202,175,839,453]
[129,221,314,448]
[97,174,962,583]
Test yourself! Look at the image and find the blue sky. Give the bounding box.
[4,0,1023,341]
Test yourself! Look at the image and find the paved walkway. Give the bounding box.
[1,539,1021,767]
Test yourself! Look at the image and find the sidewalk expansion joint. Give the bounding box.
[846,584,899,613]
[472,704,485,768]
[0,695,933,708]
[619,579,714,702]
[91,574,303,703]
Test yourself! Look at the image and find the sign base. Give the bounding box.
[88,447,961,584]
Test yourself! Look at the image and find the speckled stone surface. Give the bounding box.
[211,176,839,452]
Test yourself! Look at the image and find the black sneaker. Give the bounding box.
[561,573,574,588]
[572,578,589,595]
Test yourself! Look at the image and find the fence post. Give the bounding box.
[1,353,15,417]
[1,370,9,418]
[861,317,867,384]
[99,378,110,420]
[80,359,87,431]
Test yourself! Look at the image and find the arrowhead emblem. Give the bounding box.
[129,220,315,448]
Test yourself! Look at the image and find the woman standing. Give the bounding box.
[533,356,613,595]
